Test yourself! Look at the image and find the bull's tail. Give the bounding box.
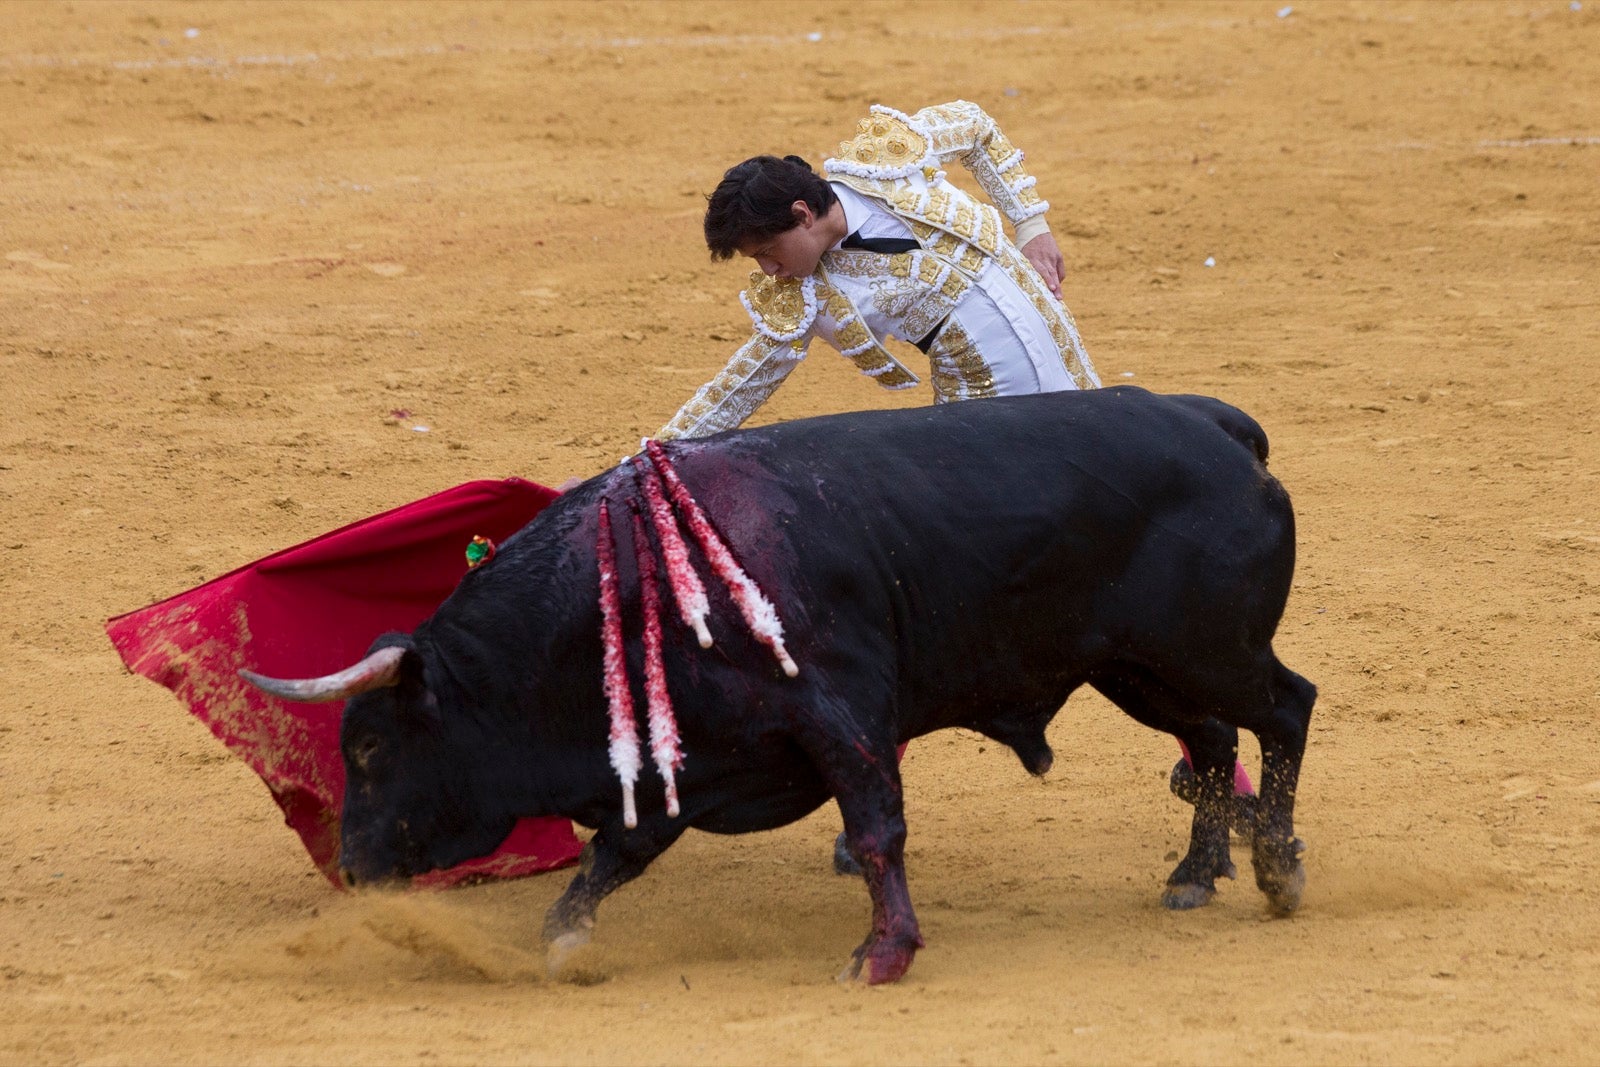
[1176,394,1270,464]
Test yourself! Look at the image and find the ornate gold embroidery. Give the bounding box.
[823,251,965,345]
[927,319,996,401]
[971,206,1001,255]
[953,200,976,237]
[916,103,974,155]
[984,131,1018,167]
[814,282,921,389]
[745,272,812,337]
[657,333,808,439]
[890,187,921,214]
[952,242,985,277]
[902,292,960,342]
[835,172,1003,268]
[835,317,872,351]
[837,113,929,170]
[876,366,920,389]
[826,251,915,281]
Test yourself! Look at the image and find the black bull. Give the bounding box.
[242,386,1315,984]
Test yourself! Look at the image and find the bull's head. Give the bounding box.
[239,636,516,887]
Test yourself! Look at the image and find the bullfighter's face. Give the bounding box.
[738,199,839,280]
[335,654,516,887]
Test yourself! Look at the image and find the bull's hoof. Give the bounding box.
[1012,736,1054,777]
[1162,849,1235,911]
[1252,838,1307,915]
[1256,861,1306,916]
[832,831,863,877]
[1161,882,1216,910]
[544,927,592,977]
[837,933,923,985]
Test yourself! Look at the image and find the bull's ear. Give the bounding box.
[392,644,426,687]
[387,644,442,723]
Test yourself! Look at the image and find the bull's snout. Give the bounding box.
[336,846,409,889]
[336,862,406,890]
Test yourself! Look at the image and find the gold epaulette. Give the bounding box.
[741,272,817,343]
[836,112,929,173]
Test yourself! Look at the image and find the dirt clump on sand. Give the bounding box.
[3,3,1598,1064]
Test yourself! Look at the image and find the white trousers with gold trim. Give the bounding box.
[926,257,1099,404]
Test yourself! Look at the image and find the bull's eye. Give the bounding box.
[351,736,380,771]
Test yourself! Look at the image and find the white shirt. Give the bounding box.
[831,182,918,248]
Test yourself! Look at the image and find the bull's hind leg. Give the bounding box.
[1248,661,1317,914]
[1142,654,1316,915]
[1090,667,1240,910]
[542,816,684,973]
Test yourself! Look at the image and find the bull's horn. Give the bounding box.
[238,646,406,703]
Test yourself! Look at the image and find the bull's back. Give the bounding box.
[701,387,1278,571]
[666,388,1293,718]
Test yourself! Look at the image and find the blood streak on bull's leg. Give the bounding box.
[641,439,799,678]
[629,504,683,817]
[596,498,642,828]
[631,456,713,648]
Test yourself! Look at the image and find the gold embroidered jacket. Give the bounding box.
[657,100,1060,441]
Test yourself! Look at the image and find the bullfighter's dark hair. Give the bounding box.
[703,155,838,261]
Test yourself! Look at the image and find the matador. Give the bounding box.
[657,100,1101,440]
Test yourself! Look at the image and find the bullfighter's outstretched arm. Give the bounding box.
[656,269,823,441]
[654,331,807,441]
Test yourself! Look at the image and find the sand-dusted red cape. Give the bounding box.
[106,478,583,888]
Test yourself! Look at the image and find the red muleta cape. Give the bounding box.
[105,478,584,888]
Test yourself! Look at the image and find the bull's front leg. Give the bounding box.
[796,692,923,982]
[542,817,680,974]
[782,669,924,983]
[835,786,924,984]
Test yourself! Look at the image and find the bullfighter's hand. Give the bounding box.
[1020,233,1066,300]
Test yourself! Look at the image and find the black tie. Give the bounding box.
[841,231,919,254]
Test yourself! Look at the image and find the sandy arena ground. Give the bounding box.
[3,2,1599,1063]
